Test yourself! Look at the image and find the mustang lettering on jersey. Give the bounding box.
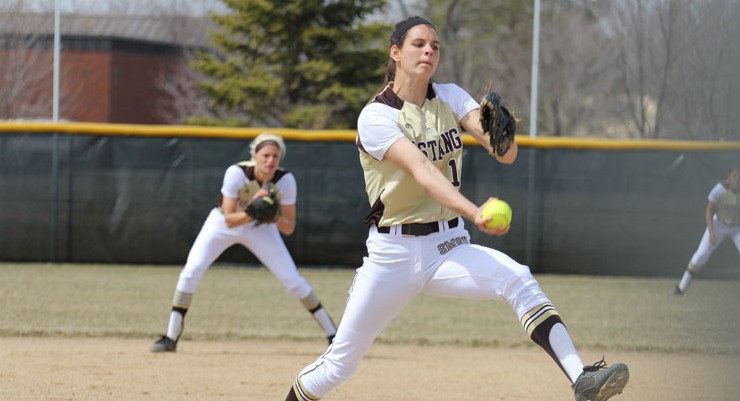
[414,128,463,161]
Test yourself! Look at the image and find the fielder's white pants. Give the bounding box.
[176,208,312,299]
[690,217,740,270]
[297,218,551,398]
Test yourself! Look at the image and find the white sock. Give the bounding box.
[166,310,184,340]
[312,308,337,337]
[678,270,693,292]
[549,323,584,383]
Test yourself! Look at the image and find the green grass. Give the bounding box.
[1,263,739,353]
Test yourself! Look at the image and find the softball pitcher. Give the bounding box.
[675,165,740,295]
[150,133,337,352]
[283,17,628,401]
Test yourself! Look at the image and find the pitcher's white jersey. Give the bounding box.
[356,82,479,228]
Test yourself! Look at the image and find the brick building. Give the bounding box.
[0,13,211,124]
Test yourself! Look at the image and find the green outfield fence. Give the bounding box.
[1,122,738,278]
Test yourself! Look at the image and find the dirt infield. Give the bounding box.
[2,337,739,401]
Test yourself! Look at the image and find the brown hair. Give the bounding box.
[371,16,437,100]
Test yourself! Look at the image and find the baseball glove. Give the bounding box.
[246,182,281,225]
[480,85,518,157]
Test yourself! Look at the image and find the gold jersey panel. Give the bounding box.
[216,161,262,213]
[715,185,740,225]
[219,161,288,213]
[360,87,465,227]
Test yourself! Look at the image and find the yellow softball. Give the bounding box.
[482,199,512,229]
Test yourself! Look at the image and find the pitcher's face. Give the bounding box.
[392,24,440,80]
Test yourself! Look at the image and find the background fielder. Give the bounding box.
[675,165,740,295]
[150,133,337,352]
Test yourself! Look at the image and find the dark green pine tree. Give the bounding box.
[193,0,390,129]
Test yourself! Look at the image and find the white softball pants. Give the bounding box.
[297,218,551,398]
[690,217,740,270]
[175,208,312,299]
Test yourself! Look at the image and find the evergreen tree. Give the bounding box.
[193,0,389,129]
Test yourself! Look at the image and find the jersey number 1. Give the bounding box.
[448,159,460,187]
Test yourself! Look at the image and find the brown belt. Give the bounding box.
[377,218,459,236]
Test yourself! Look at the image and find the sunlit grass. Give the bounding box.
[1,263,739,353]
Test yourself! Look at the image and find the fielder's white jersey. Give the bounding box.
[220,161,297,213]
[357,82,479,227]
[708,182,740,225]
[688,182,740,269]
[176,162,308,299]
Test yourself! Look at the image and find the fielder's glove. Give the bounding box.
[246,182,281,225]
[480,85,518,158]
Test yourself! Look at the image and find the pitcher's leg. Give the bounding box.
[288,260,419,400]
[425,244,583,383]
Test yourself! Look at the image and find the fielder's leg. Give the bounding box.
[675,263,701,295]
[151,290,191,352]
[151,210,233,352]
[300,291,337,344]
[242,224,338,343]
[676,225,725,295]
